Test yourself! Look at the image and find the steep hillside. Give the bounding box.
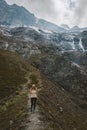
[0,0,36,26]
[0,41,87,130]
[62,51,87,70]
[31,54,87,110]
[0,49,29,99]
[0,49,44,130]
[39,74,87,130]
[0,30,41,58]
[0,50,30,129]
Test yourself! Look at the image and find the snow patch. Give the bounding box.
[79,38,85,52]
[29,26,40,33]
[72,62,81,68]
[72,62,87,75]
[41,28,52,34]
[71,40,76,50]
[29,26,52,34]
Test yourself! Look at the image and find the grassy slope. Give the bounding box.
[0,49,42,130]
[0,38,87,130]
[0,49,29,99]
[39,74,87,130]
[0,49,29,129]
[29,55,87,130]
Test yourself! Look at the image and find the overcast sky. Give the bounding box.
[5,0,87,27]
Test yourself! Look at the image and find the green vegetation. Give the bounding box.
[0,49,28,99]
[0,50,29,129]
[0,92,27,130]
[39,74,87,130]
[0,41,87,130]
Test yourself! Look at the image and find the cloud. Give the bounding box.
[5,0,87,27]
[25,0,57,20]
[68,0,77,9]
[6,0,58,21]
[74,0,87,26]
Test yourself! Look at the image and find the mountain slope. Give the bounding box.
[0,49,87,130]
[37,19,65,32]
[0,0,65,32]
[0,49,31,129]
[0,33,87,130]
[39,74,87,130]
[31,53,87,110]
[0,0,36,26]
[0,49,29,99]
[0,0,87,33]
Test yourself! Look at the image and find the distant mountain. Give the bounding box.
[37,19,65,32]
[0,0,65,32]
[70,26,80,32]
[60,24,70,30]
[71,25,80,30]
[0,0,36,26]
[70,26,87,32]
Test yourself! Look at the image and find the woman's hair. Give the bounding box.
[31,84,36,90]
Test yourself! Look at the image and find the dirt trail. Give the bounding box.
[25,95,45,130]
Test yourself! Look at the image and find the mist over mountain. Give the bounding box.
[0,0,66,32]
[60,24,70,30]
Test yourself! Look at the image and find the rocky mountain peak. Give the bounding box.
[0,0,6,4]
[60,24,70,30]
[0,0,8,7]
[71,25,80,31]
[0,0,36,26]
[0,0,66,32]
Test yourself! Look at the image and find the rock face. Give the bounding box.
[0,25,87,53]
[0,28,41,58]
[0,26,87,72]
[0,26,87,70]
[81,31,87,50]
[0,0,36,26]
[61,51,87,70]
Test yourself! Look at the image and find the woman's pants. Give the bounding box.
[31,97,37,112]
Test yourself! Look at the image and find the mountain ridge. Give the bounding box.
[0,0,86,33]
[0,0,65,32]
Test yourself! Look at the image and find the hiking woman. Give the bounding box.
[30,84,38,112]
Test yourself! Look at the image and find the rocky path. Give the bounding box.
[25,95,45,130]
